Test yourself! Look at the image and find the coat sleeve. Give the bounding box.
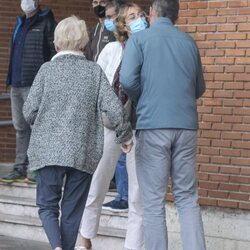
[44,17,57,61]
[97,67,133,144]
[23,64,46,125]
[120,35,143,103]
[195,50,206,99]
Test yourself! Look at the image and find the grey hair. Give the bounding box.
[151,0,179,24]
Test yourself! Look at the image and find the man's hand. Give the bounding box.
[120,141,133,153]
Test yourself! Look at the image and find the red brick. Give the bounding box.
[198,9,217,17]
[210,156,230,165]
[225,66,245,73]
[199,165,219,173]
[205,50,225,57]
[217,25,237,32]
[220,149,241,157]
[199,198,217,206]
[209,174,230,182]
[211,140,231,148]
[227,33,247,40]
[198,189,208,197]
[207,17,227,24]
[207,33,226,40]
[231,158,250,166]
[212,123,232,131]
[198,172,209,181]
[221,131,242,140]
[214,73,234,81]
[213,107,233,115]
[222,116,242,123]
[228,0,248,7]
[189,1,207,9]
[241,150,250,158]
[188,17,206,24]
[223,99,243,106]
[197,138,211,146]
[220,166,241,174]
[218,200,238,209]
[197,25,217,32]
[217,8,238,15]
[239,203,250,210]
[215,57,235,65]
[232,141,250,149]
[208,190,229,199]
[219,183,240,192]
[201,130,221,139]
[216,41,236,49]
[239,185,250,192]
[208,1,227,8]
[230,176,250,184]
[236,41,250,48]
[202,114,222,122]
[199,181,219,190]
[229,193,249,201]
[238,24,250,31]
[224,82,244,90]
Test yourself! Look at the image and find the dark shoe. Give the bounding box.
[25,171,37,184]
[0,170,26,183]
[102,199,128,212]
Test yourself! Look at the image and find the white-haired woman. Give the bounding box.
[23,16,133,250]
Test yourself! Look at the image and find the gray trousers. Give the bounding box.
[10,87,31,174]
[135,129,206,250]
[37,165,92,250]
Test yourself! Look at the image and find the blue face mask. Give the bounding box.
[129,18,148,33]
[104,19,116,32]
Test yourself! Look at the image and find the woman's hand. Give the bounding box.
[120,140,134,153]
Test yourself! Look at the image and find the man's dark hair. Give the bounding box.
[151,0,179,24]
[106,0,126,12]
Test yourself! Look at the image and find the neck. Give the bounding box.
[25,8,39,19]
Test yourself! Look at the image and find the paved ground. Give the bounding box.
[0,235,50,250]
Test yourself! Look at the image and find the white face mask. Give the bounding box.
[21,0,38,14]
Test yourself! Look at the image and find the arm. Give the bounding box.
[44,17,57,61]
[120,35,143,103]
[98,67,133,144]
[196,50,206,99]
[23,64,46,125]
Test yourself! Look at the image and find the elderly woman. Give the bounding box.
[23,16,133,250]
[79,3,148,250]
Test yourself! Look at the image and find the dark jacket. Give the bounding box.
[84,22,115,62]
[6,9,56,87]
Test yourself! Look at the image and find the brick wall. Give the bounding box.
[0,0,249,210]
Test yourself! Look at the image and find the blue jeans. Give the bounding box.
[115,152,128,201]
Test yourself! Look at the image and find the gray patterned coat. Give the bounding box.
[23,54,132,174]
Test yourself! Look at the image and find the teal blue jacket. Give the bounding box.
[120,17,205,130]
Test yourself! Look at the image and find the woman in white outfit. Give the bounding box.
[79,3,148,250]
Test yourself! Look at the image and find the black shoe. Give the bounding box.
[102,199,128,212]
[0,170,26,183]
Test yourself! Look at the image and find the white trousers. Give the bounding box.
[80,128,144,250]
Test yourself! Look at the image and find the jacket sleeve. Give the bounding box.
[44,17,57,61]
[97,67,133,144]
[195,50,206,99]
[23,64,46,125]
[120,35,143,103]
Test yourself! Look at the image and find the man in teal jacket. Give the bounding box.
[120,0,206,249]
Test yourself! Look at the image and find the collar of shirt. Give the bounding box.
[151,17,173,27]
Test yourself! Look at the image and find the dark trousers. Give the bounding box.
[36,165,92,250]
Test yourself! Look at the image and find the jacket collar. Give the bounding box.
[51,51,85,61]
[151,17,173,27]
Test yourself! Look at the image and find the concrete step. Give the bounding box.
[0,182,36,199]
[0,235,50,250]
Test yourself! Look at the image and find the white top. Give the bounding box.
[97,41,123,85]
